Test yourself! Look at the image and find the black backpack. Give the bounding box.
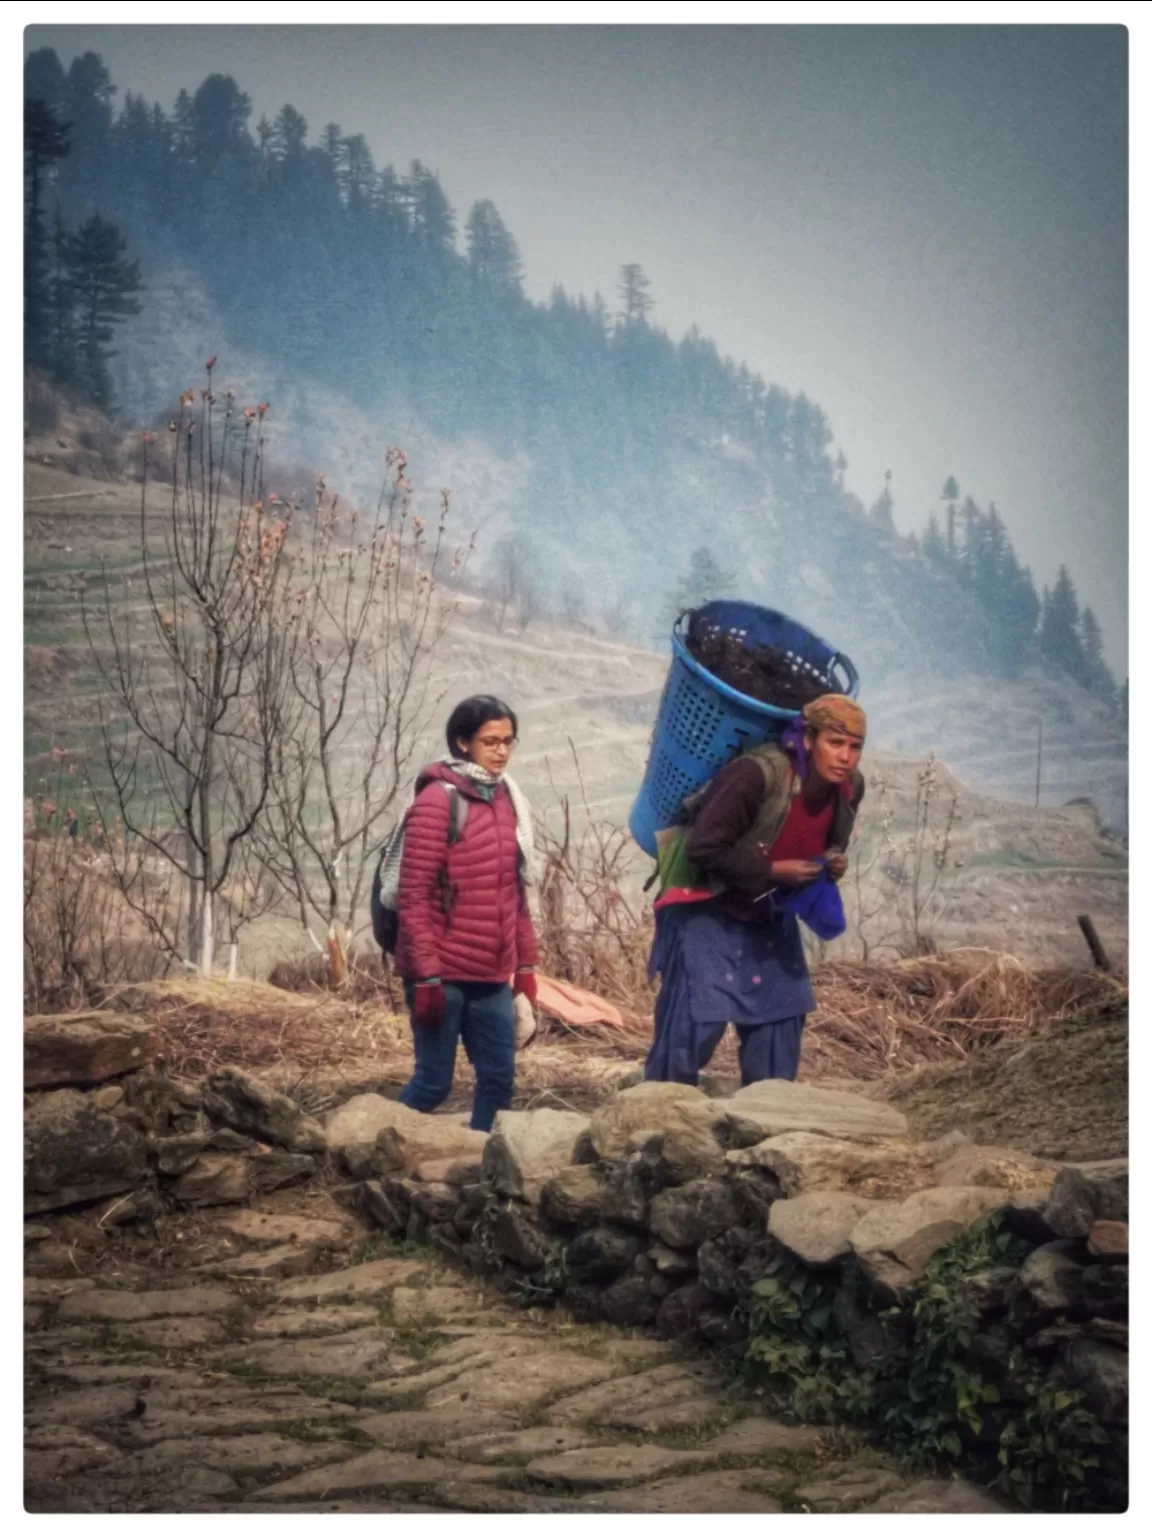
[369,783,469,954]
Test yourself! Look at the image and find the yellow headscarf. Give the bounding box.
[803,693,867,741]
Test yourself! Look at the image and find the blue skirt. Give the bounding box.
[645,901,814,1083]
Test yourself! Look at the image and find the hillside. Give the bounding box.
[24,440,1127,975]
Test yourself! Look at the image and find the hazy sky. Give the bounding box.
[26,23,1129,670]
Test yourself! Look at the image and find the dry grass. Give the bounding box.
[803,949,1126,1081]
[92,949,1126,1121]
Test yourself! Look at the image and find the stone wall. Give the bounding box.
[333,1079,1128,1510]
[24,1013,328,1242]
[23,1012,1128,1509]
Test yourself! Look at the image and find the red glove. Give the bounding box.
[412,980,446,1031]
[513,969,538,1006]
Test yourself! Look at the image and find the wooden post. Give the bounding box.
[1077,915,1112,972]
[1035,720,1043,808]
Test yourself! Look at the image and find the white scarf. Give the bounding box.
[441,757,537,886]
[379,757,538,897]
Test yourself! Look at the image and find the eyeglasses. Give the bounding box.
[475,735,517,751]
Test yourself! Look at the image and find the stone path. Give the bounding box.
[24,1190,1003,1514]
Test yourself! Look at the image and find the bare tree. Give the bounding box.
[254,452,474,971]
[83,366,293,976]
[490,533,535,632]
[516,570,544,632]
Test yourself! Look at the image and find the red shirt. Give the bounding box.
[765,789,836,864]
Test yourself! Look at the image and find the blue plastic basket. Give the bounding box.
[628,600,859,857]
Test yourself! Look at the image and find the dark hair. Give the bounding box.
[445,695,519,758]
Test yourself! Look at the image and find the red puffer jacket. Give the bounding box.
[394,763,539,983]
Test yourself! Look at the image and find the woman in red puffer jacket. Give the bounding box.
[395,695,538,1131]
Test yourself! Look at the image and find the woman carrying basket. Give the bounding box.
[645,693,866,1086]
[393,695,539,1132]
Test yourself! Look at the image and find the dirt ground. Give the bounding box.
[872,1005,1128,1162]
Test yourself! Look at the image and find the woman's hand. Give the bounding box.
[412,980,446,1030]
[825,851,849,884]
[764,858,822,887]
[513,968,538,1006]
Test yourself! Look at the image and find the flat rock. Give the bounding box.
[25,1089,150,1215]
[173,1155,250,1206]
[867,1476,1008,1512]
[111,1316,228,1349]
[249,1305,379,1338]
[587,1081,719,1162]
[57,1286,238,1322]
[769,1191,878,1265]
[523,1442,711,1487]
[252,1450,502,1501]
[545,1360,725,1425]
[25,1385,142,1426]
[540,1164,611,1226]
[482,1108,591,1203]
[24,1276,96,1303]
[111,1389,360,1445]
[212,1243,321,1279]
[275,1256,426,1303]
[25,1011,155,1089]
[707,1417,827,1455]
[215,1209,348,1247]
[29,1457,238,1513]
[425,1348,619,1413]
[721,1079,908,1144]
[357,1408,517,1450]
[224,1326,411,1379]
[412,1155,483,1184]
[201,1067,327,1153]
[249,1149,317,1193]
[1088,1219,1129,1258]
[447,1425,599,1462]
[935,1142,1059,1193]
[138,1135,208,1186]
[324,1093,412,1172]
[593,1469,784,1513]
[1044,1165,1128,1238]
[609,1395,727,1432]
[325,1094,485,1179]
[732,1132,935,1199]
[849,1186,1010,1296]
[130,1432,352,1475]
[795,1465,904,1512]
[25,1425,122,1482]
[390,1285,486,1324]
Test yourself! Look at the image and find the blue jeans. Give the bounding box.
[399,980,515,1132]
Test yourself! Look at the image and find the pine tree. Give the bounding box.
[64,215,143,407]
[272,104,308,168]
[922,512,947,563]
[1078,607,1116,705]
[407,160,455,252]
[24,98,70,370]
[24,47,67,115]
[667,546,736,622]
[1038,566,1086,682]
[942,475,959,559]
[618,263,653,325]
[190,74,252,165]
[869,470,895,530]
[466,200,522,295]
[48,209,76,387]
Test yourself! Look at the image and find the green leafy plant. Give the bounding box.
[742,1215,1117,1511]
